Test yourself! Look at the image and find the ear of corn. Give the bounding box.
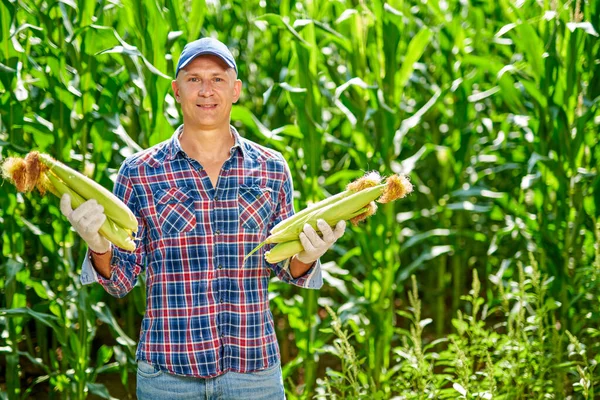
[265,240,303,264]
[1,151,138,252]
[246,173,412,263]
[269,190,352,235]
[270,171,383,235]
[47,173,136,251]
[265,184,385,244]
[37,153,138,233]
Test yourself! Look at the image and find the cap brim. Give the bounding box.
[177,51,237,76]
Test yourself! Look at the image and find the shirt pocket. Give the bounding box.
[155,186,197,236]
[238,185,273,233]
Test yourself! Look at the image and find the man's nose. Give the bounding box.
[198,81,213,96]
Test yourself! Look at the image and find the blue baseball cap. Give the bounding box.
[175,37,237,77]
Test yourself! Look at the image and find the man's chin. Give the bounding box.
[185,119,228,131]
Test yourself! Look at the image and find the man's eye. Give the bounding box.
[190,77,199,82]
[215,77,223,82]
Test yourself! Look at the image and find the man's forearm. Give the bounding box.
[289,255,315,279]
[90,249,113,279]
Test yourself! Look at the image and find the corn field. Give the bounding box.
[1,0,599,398]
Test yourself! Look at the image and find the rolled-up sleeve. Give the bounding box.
[79,161,146,298]
[276,258,323,289]
[266,158,323,289]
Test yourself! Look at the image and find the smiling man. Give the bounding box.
[59,37,346,399]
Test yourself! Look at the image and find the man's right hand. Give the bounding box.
[60,194,111,254]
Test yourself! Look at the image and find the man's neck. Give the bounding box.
[179,125,234,162]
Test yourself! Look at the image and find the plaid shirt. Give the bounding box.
[80,125,322,378]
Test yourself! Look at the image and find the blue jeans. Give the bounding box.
[136,360,286,399]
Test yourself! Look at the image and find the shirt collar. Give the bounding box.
[165,124,246,161]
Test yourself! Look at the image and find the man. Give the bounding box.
[59,37,345,399]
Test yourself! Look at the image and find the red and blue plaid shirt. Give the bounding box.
[80,125,322,378]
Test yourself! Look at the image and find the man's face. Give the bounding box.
[172,55,241,131]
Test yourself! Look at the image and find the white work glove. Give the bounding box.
[296,219,346,264]
[60,194,111,254]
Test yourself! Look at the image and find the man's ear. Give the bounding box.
[171,80,180,102]
[232,79,242,103]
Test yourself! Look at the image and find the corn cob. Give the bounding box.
[269,171,382,235]
[265,240,303,264]
[37,153,138,233]
[268,186,383,244]
[245,173,412,262]
[46,172,136,251]
[2,151,138,251]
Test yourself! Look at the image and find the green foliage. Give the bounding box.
[322,265,599,399]
[1,0,599,398]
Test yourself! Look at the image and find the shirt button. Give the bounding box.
[220,298,224,303]
[216,229,221,235]
[218,264,223,269]
[214,195,219,201]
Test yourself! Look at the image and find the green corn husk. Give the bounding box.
[269,171,382,235]
[245,173,412,262]
[2,151,138,251]
[265,201,379,264]
[47,173,136,251]
[245,200,372,260]
[269,185,384,244]
[38,153,138,233]
[265,240,303,264]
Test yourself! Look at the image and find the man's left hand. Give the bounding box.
[296,219,346,264]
